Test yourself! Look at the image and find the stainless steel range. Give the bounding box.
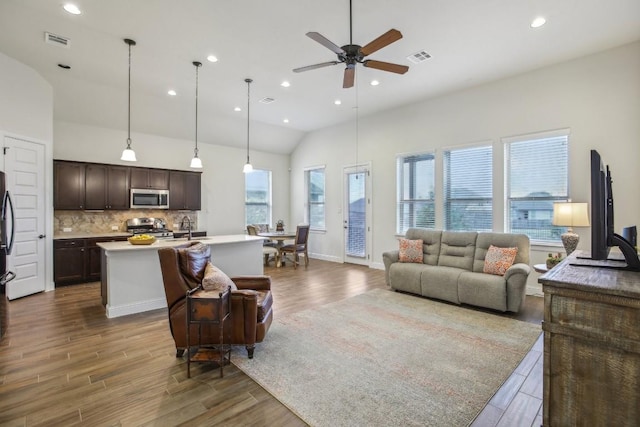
[126,217,173,239]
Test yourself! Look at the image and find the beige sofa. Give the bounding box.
[382,228,531,313]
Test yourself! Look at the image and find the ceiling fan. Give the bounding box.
[293,0,409,88]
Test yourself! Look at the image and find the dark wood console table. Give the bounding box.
[538,251,640,426]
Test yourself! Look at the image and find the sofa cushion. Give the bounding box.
[483,245,518,276]
[202,262,238,292]
[399,238,424,263]
[406,228,442,265]
[437,231,477,271]
[388,262,424,294]
[177,243,211,288]
[420,266,463,304]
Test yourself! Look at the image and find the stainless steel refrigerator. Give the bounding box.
[0,171,16,339]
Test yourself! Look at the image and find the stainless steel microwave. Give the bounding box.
[130,189,169,209]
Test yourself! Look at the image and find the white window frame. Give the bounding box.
[504,129,570,243]
[443,143,493,232]
[305,166,326,231]
[244,169,272,226]
[396,151,436,234]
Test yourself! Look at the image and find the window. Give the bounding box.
[444,144,493,232]
[396,153,435,234]
[505,131,569,242]
[306,167,325,230]
[245,169,272,225]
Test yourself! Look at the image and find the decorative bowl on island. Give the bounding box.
[128,235,156,245]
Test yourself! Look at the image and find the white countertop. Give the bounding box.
[97,234,263,252]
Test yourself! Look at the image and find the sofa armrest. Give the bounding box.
[382,250,400,286]
[231,276,272,291]
[504,263,531,281]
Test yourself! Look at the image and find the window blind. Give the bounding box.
[444,145,493,232]
[245,169,272,225]
[306,168,325,230]
[396,153,435,234]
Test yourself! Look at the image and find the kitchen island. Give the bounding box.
[98,235,264,318]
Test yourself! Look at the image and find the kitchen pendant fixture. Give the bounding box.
[190,61,203,169]
[121,38,137,162]
[243,78,254,173]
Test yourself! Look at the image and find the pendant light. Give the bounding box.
[190,61,203,169]
[121,38,137,162]
[243,78,254,173]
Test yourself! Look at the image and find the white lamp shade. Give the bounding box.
[120,147,137,162]
[243,162,254,173]
[552,202,590,228]
[190,156,203,169]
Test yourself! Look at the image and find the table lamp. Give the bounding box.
[552,202,590,256]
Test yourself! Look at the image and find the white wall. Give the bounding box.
[54,121,290,235]
[291,42,640,277]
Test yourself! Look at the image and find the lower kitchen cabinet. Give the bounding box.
[54,236,128,286]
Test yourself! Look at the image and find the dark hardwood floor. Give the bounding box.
[0,260,543,426]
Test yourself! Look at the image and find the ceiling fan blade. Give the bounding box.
[293,61,341,73]
[343,67,355,89]
[363,60,409,74]
[360,29,403,56]
[306,32,345,55]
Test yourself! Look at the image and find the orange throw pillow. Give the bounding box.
[399,238,424,263]
[483,245,518,276]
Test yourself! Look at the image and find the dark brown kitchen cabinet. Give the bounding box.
[54,161,86,209]
[54,239,85,284]
[130,167,169,190]
[169,171,201,210]
[55,236,128,285]
[84,164,130,210]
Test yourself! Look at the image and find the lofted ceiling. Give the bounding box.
[0,0,639,155]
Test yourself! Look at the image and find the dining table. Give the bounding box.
[258,231,297,267]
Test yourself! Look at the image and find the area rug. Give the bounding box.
[233,289,541,426]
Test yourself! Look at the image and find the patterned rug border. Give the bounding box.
[233,289,541,426]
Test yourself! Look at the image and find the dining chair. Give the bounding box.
[247,224,279,266]
[279,225,310,269]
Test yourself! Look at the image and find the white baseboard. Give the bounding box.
[309,253,343,263]
[106,298,167,318]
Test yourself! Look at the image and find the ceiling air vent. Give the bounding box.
[407,50,431,64]
[259,97,276,104]
[44,32,71,48]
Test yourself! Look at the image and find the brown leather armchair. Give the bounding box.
[158,241,273,358]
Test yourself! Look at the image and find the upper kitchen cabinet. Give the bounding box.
[130,167,169,190]
[84,164,130,210]
[54,160,86,209]
[169,171,201,210]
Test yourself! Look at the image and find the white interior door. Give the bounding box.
[4,136,46,300]
[343,164,371,266]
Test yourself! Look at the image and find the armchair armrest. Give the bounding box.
[231,275,272,291]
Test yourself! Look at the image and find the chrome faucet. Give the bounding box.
[181,216,192,241]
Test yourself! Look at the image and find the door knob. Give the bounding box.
[38,234,46,239]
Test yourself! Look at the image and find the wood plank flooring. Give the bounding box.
[0,260,543,426]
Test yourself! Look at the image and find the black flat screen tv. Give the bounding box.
[587,149,640,271]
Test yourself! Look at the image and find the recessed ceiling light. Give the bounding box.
[283,118,289,123]
[167,90,177,96]
[207,55,218,63]
[63,4,81,15]
[370,80,380,86]
[334,99,342,105]
[281,81,290,88]
[531,17,546,28]
[234,107,241,112]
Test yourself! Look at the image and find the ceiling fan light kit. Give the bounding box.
[293,0,409,88]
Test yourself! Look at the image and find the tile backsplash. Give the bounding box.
[54,210,197,234]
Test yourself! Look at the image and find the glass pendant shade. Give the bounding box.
[191,61,203,168]
[243,162,253,173]
[121,38,137,162]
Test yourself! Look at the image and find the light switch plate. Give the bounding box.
[111,225,118,231]
[63,227,72,232]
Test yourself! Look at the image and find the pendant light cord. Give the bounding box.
[194,62,202,156]
[127,41,132,148]
[245,78,253,163]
